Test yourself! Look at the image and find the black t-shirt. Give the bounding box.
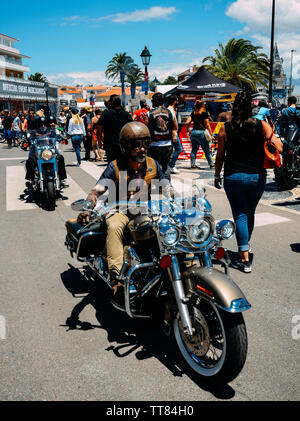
[191,111,209,130]
[3,116,14,130]
[224,120,266,176]
[27,116,38,130]
[97,109,132,147]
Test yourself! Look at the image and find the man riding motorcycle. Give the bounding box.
[77,121,168,297]
[25,117,67,188]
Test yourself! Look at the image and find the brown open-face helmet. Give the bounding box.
[120,121,151,156]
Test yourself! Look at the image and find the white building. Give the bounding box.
[0,33,58,114]
[0,33,30,79]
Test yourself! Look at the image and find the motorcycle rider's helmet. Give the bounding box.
[119,122,151,158]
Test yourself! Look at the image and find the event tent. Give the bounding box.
[164,66,241,96]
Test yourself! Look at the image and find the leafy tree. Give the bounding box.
[105,53,135,105]
[163,76,178,85]
[28,72,48,83]
[125,65,145,99]
[202,38,270,91]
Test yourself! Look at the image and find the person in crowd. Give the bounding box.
[167,94,182,174]
[214,91,278,273]
[76,121,167,300]
[132,99,149,125]
[96,95,132,163]
[185,100,214,169]
[80,107,92,161]
[91,109,103,161]
[12,111,21,146]
[58,111,66,131]
[36,108,45,118]
[27,108,39,132]
[217,103,232,122]
[279,96,300,139]
[147,92,177,180]
[253,100,271,122]
[68,107,86,167]
[20,114,28,133]
[2,109,14,148]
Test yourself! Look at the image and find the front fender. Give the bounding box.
[183,266,251,313]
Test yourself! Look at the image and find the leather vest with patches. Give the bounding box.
[111,156,158,200]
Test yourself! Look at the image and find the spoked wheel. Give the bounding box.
[173,298,248,384]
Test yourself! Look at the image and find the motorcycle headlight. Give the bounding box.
[187,217,213,246]
[40,149,53,161]
[160,225,180,247]
[216,220,235,240]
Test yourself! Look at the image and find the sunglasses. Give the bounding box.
[130,139,151,150]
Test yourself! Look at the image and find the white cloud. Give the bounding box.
[61,6,179,26]
[226,0,300,34]
[46,70,111,86]
[226,0,300,89]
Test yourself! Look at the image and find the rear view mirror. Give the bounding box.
[71,199,91,212]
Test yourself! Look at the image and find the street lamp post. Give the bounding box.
[289,49,296,97]
[268,0,275,103]
[44,81,49,114]
[140,46,152,96]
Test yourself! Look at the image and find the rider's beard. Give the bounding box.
[131,151,146,163]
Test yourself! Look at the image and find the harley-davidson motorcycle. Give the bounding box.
[65,192,251,384]
[28,133,65,210]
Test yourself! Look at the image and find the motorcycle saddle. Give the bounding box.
[65,218,84,237]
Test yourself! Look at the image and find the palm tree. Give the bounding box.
[28,72,48,83]
[202,38,270,91]
[125,65,145,99]
[105,53,135,106]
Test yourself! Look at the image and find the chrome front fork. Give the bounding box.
[168,255,194,336]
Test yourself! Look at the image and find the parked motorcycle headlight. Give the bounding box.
[187,217,213,245]
[160,225,180,247]
[40,149,53,161]
[216,220,235,240]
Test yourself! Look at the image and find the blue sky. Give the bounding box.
[1,0,300,92]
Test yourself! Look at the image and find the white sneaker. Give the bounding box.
[171,167,180,174]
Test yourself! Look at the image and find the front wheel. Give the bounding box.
[44,180,56,210]
[173,298,248,384]
[274,165,297,190]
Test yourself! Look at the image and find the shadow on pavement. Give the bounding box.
[290,243,300,253]
[59,263,236,399]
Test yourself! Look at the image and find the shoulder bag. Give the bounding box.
[262,122,283,169]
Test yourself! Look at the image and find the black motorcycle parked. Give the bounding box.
[274,128,300,190]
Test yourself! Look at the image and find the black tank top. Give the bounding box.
[224,119,266,176]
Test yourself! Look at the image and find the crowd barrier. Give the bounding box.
[178,121,224,160]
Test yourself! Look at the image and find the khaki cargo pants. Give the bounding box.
[105,212,130,279]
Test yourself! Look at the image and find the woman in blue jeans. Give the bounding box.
[67,107,86,166]
[214,91,279,273]
[185,100,214,169]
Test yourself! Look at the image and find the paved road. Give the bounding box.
[0,142,299,401]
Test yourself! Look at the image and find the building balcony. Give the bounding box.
[0,59,29,73]
[0,74,44,86]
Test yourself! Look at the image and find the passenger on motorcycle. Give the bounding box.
[25,117,67,188]
[77,121,168,296]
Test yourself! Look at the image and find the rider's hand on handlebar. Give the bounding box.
[77,211,92,225]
